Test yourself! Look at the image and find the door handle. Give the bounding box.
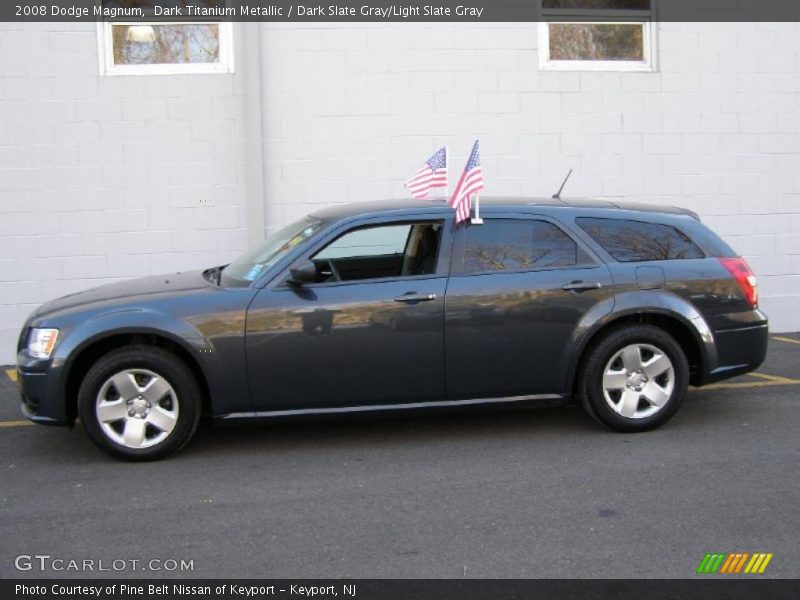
[394,292,437,303]
[561,281,602,292]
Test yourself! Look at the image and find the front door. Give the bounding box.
[246,217,450,411]
[445,215,614,399]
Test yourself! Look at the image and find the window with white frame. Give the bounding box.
[539,0,656,72]
[99,2,233,75]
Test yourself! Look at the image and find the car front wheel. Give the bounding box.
[78,345,202,461]
[579,325,689,432]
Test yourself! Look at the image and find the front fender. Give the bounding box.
[41,303,250,423]
[51,309,211,416]
[56,307,212,364]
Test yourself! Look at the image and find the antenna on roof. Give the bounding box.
[552,169,573,200]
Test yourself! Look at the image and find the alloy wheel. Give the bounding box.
[601,343,675,419]
[95,369,179,449]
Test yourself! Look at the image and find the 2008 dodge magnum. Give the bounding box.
[17,198,768,460]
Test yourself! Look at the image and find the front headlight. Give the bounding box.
[27,328,59,359]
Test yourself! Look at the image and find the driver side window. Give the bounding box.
[312,221,442,283]
[316,225,410,260]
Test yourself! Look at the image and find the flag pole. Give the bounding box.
[469,139,483,225]
[471,194,483,225]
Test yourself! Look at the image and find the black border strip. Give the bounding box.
[4,0,800,22]
[4,579,800,600]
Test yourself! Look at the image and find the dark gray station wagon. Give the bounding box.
[17,198,768,460]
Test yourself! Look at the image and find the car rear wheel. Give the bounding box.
[579,325,689,432]
[78,345,201,461]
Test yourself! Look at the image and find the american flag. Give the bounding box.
[405,147,448,199]
[449,140,484,224]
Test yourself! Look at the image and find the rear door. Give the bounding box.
[444,214,614,399]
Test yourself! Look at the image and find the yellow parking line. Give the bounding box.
[772,336,800,345]
[0,420,33,428]
[698,380,799,391]
[696,370,800,391]
[5,369,17,383]
[751,372,800,384]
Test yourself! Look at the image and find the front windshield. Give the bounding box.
[221,216,328,286]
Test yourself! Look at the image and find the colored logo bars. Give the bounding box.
[696,552,773,574]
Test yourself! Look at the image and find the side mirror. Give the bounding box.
[287,260,317,286]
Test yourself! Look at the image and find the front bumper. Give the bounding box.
[17,354,71,426]
[20,395,60,425]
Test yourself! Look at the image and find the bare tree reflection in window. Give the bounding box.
[113,24,221,65]
[541,0,652,67]
[549,23,644,61]
[464,221,577,272]
[576,218,705,262]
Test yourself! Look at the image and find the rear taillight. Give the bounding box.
[719,257,758,307]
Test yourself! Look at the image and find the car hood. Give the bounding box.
[36,270,212,319]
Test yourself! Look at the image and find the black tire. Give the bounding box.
[78,345,202,461]
[578,325,689,433]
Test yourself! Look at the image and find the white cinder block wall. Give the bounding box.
[1,21,799,363]
[0,22,250,363]
[260,21,800,331]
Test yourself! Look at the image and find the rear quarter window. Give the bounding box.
[576,217,705,262]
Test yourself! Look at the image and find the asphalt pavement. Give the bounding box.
[1,335,799,579]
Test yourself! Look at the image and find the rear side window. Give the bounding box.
[576,217,705,262]
[463,219,577,273]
